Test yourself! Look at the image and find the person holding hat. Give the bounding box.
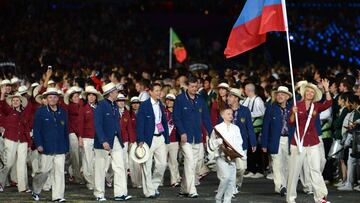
[128,96,142,188]
[64,86,84,184]
[173,77,212,198]
[226,88,256,195]
[208,107,246,203]
[78,86,103,191]
[93,82,131,201]
[164,93,181,187]
[211,82,230,126]
[0,86,31,193]
[136,83,169,198]
[287,79,332,203]
[31,87,69,202]
[261,86,292,196]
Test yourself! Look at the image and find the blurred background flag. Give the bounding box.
[224,0,286,58]
[169,28,187,68]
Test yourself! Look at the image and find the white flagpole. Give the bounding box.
[169,27,173,69]
[281,0,302,152]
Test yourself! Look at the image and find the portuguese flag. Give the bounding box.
[170,28,187,64]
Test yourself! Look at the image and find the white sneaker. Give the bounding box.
[266,173,274,180]
[243,172,255,178]
[338,183,353,191]
[354,185,360,192]
[334,181,344,187]
[96,197,107,201]
[251,173,264,179]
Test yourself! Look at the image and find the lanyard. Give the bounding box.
[296,103,314,152]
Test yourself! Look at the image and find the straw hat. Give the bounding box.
[82,86,103,101]
[102,82,117,96]
[165,93,176,100]
[272,86,292,98]
[6,93,28,108]
[217,83,230,90]
[130,96,140,103]
[116,93,126,101]
[295,80,308,90]
[47,80,55,86]
[299,83,322,102]
[17,85,28,95]
[130,143,150,164]
[64,86,82,105]
[10,77,21,85]
[0,79,11,86]
[229,88,243,99]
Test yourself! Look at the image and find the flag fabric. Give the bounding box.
[170,28,187,63]
[224,0,286,58]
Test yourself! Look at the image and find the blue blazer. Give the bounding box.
[136,98,169,147]
[94,99,123,149]
[261,103,291,154]
[33,106,69,155]
[173,92,212,144]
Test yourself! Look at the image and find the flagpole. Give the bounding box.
[281,0,302,152]
[169,27,173,69]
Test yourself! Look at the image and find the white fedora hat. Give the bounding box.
[165,93,176,100]
[0,79,11,86]
[130,96,140,103]
[10,77,21,84]
[295,80,308,90]
[272,86,292,98]
[217,82,230,90]
[42,87,60,97]
[82,86,103,101]
[17,85,28,95]
[130,143,150,164]
[6,93,28,108]
[116,93,126,101]
[64,86,82,105]
[300,83,323,102]
[47,80,55,86]
[229,88,243,99]
[102,82,118,96]
[31,82,40,88]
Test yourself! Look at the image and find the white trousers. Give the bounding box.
[272,136,289,193]
[286,144,328,203]
[167,142,181,185]
[141,136,167,197]
[216,158,236,203]
[94,137,128,198]
[69,133,82,182]
[180,143,200,194]
[82,138,95,189]
[0,139,28,192]
[128,143,142,187]
[32,154,65,201]
[235,150,247,188]
[30,150,40,177]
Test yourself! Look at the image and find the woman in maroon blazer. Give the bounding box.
[78,86,103,190]
[0,89,31,193]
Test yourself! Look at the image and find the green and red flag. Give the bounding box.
[170,28,187,64]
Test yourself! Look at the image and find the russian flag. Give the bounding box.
[224,0,286,58]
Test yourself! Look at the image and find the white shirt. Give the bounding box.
[242,96,265,119]
[151,97,162,134]
[139,91,150,102]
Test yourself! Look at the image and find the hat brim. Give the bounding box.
[102,87,118,96]
[299,84,322,102]
[272,90,292,98]
[82,91,104,101]
[6,95,28,108]
[64,91,82,105]
[130,143,150,164]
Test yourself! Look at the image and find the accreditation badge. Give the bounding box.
[60,120,65,126]
[199,108,202,113]
[240,118,245,123]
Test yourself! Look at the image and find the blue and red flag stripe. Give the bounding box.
[224,0,286,58]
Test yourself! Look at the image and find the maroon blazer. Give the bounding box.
[78,103,96,139]
[65,101,82,135]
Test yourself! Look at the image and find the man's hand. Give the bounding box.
[321,78,330,91]
[102,142,110,151]
[37,146,44,153]
[78,137,84,147]
[252,146,256,153]
[262,148,267,153]
[180,133,187,145]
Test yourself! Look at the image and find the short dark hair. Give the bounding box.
[187,76,198,85]
[111,71,122,81]
[139,79,151,88]
[149,82,162,91]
